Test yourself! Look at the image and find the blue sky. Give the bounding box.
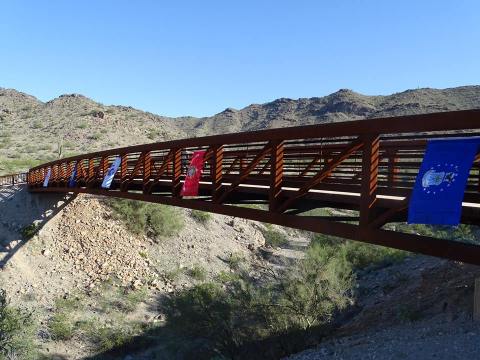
[0,1,479,117]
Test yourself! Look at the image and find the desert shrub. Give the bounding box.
[111,287,148,313]
[49,312,75,340]
[226,252,245,270]
[149,204,184,237]
[310,234,406,269]
[261,225,288,247]
[396,223,478,244]
[108,199,184,238]
[187,264,207,281]
[190,210,212,224]
[164,282,242,355]
[82,320,143,353]
[89,133,102,140]
[0,289,37,359]
[164,243,353,356]
[146,128,160,140]
[216,271,241,283]
[264,243,353,332]
[0,157,44,174]
[20,223,40,240]
[340,241,407,269]
[165,266,183,282]
[48,296,83,341]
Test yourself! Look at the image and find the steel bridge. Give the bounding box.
[3,109,480,265]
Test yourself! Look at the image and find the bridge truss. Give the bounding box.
[19,109,480,265]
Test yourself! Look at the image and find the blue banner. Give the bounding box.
[43,168,51,188]
[408,138,479,225]
[68,163,78,188]
[101,157,121,189]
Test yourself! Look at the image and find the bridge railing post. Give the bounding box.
[359,134,380,227]
[172,148,182,197]
[269,140,284,212]
[211,145,224,202]
[87,158,95,186]
[387,149,399,187]
[143,151,152,194]
[120,154,128,191]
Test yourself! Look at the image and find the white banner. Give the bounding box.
[43,168,52,188]
[101,157,121,189]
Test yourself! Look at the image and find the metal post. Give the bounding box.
[269,140,284,211]
[143,151,152,194]
[172,148,182,197]
[211,145,224,202]
[360,134,380,227]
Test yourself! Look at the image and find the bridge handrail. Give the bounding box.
[0,172,28,186]
[28,109,480,171]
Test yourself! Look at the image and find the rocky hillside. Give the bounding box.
[1,86,479,174]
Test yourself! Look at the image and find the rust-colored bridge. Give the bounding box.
[3,110,480,265]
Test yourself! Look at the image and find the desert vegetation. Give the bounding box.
[82,231,407,359]
[108,198,184,238]
[0,289,37,359]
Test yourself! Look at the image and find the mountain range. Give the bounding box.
[1,85,479,174]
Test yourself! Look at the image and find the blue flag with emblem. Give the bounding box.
[68,162,78,188]
[408,138,479,225]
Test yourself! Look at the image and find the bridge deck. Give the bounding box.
[6,109,480,265]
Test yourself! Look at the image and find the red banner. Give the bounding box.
[181,150,206,197]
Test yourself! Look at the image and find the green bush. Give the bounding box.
[111,287,148,313]
[0,289,37,359]
[268,243,353,331]
[83,321,143,353]
[310,234,406,269]
[396,223,478,244]
[261,225,288,247]
[89,133,102,140]
[191,210,212,224]
[187,264,207,281]
[20,223,40,240]
[164,242,353,356]
[226,252,245,271]
[49,312,75,340]
[108,199,184,238]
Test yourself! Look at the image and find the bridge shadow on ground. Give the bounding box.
[0,184,74,268]
[86,290,359,360]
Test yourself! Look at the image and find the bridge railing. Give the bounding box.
[26,109,480,265]
[0,173,28,186]
[27,110,480,206]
